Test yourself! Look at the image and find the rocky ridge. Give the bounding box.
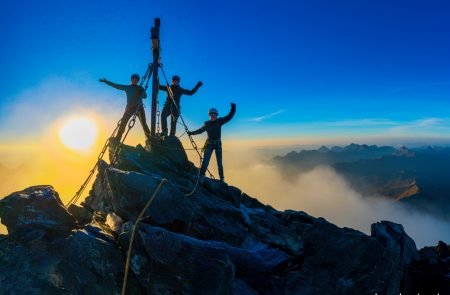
[0,137,449,294]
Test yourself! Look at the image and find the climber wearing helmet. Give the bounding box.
[99,74,151,142]
[188,103,236,182]
[159,75,203,136]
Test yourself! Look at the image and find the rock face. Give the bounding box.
[0,185,76,237]
[371,221,420,265]
[0,137,448,294]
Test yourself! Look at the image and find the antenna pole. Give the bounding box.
[150,18,160,139]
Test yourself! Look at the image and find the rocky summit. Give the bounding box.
[0,137,449,294]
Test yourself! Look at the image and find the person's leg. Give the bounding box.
[200,146,213,176]
[170,115,179,136]
[115,105,134,141]
[160,105,170,135]
[137,104,151,139]
[215,143,224,181]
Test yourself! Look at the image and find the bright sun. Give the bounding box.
[58,117,98,151]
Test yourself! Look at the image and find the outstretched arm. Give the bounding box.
[99,78,127,91]
[219,103,236,125]
[159,84,168,92]
[188,125,206,136]
[182,81,203,96]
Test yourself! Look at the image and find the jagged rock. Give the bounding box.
[120,223,235,294]
[0,138,447,294]
[146,135,192,170]
[0,222,140,294]
[371,220,419,265]
[67,203,93,226]
[0,185,76,237]
[86,157,305,256]
[109,136,194,178]
[284,218,406,294]
[119,223,291,294]
[403,241,450,294]
[86,160,191,225]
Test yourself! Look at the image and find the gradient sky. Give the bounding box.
[1,0,450,143]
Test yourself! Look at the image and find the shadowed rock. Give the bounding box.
[0,137,447,294]
[371,220,420,265]
[0,185,76,238]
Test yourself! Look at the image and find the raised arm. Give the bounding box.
[188,125,206,136]
[181,81,203,96]
[99,78,127,91]
[219,103,236,125]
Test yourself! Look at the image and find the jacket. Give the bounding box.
[189,103,236,141]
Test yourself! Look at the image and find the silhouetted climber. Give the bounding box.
[99,74,151,141]
[159,75,202,136]
[188,103,236,182]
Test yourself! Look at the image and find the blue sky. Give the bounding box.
[1,0,450,143]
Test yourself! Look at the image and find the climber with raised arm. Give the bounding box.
[99,74,151,142]
[159,75,203,136]
[188,103,236,183]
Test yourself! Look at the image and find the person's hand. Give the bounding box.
[231,102,236,107]
[99,78,107,83]
[187,131,193,136]
[197,81,203,87]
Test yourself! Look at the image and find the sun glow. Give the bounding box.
[58,117,98,151]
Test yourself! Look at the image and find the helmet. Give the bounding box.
[131,74,140,81]
[208,108,218,115]
[172,75,180,82]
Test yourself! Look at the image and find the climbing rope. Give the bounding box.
[65,63,153,208]
[159,64,215,180]
[121,178,168,295]
[185,157,203,197]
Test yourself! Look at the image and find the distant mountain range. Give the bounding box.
[274,144,450,221]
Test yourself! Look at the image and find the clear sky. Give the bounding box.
[1,0,450,144]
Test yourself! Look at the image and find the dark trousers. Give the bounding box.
[161,105,179,136]
[116,103,151,141]
[200,140,224,180]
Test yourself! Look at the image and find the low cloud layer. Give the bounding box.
[222,149,450,248]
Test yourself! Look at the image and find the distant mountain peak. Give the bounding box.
[396,146,416,157]
[318,146,330,153]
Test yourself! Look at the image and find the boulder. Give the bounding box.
[120,223,291,293]
[119,223,234,294]
[284,218,404,295]
[371,220,419,265]
[0,222,140,294]
[0,185,76,237]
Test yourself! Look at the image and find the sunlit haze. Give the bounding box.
[58,117,98,151]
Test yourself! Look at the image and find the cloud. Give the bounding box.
[414,118,443,127]
[222,149,450,248]
[387,118,450,135]
[249,109,286,122]
[323,118,397,127]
